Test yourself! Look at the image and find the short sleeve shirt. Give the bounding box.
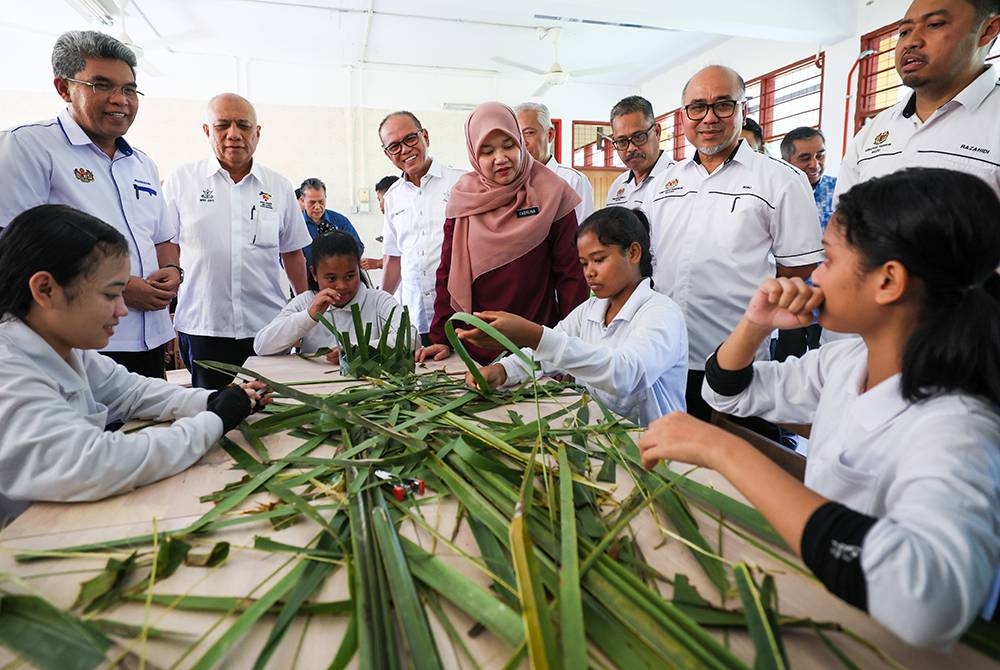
[0,109,174,351]
[163,157,311,339]
[604,150,675,208]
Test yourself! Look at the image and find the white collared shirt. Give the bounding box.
[837,65,1000,201]
[0,109,175,352]
[641,142,824,369]
[545,156,595,224]
[604,150,675,208]
[498,278,688,426]
[703,337,1000,649]
[381,158,465,333]
[0,316,220,518]
[163,157,311,339]
[253,284,418,355]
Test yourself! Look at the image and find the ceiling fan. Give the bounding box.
[492,27,614,97]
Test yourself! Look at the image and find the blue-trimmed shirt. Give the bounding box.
[813,174,837,232]
[303,209,364,262]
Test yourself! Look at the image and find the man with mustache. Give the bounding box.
[838,0,1000,199]
[641,65,823,435]
[604,96,675,208]
[163,93,310,388]
[0,31,179,379]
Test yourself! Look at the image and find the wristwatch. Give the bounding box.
[164,263,185,283]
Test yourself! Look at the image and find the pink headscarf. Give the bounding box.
[445,101,581,313]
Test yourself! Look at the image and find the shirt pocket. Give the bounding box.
[920,151,997,185]
[823,450,879,514]
[253,210,279,248]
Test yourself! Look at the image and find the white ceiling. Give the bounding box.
[1,0,857,93]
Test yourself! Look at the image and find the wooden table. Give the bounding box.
[1,355,995,669]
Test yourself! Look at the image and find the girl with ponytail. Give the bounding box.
[639,168,1000,648]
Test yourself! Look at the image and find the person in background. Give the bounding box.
[0,205,267,523]
[741,117,766,153]
[604,96,674,207]
[361,175,400,272]
[515,101,595,225]
[377,111,466,345]
[299,177,364,261]
[0,30,179,379]
[640,167,1000,649]
[254,230,415,362]
[419,101,588,365]
[462,207,687,426]
[163,92,310,389]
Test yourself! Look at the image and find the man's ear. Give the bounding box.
[54,77,71,102]
[873,260,910,306]
[978,14,1000,48]
[28,271,60,309]
[202,123,210,138]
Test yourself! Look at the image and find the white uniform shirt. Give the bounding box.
[0,317,221,519]
[499,279,688,426]
[253,284,418,355]
[604,150,675,208]
[704,338,1000,648]
[837,65,1000,202]
[163,157,311,339]
[545,156,595,224]
[381,158,465,334]
[0,109,175,352]
[641,141,824,369]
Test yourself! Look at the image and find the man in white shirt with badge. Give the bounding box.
[377,111,465,345]
[0,31,179,379]
[838,0,1000,200]
[641,65,824,427]
[163,93,310,389]
[515,102,595,225]
[604,96,674,208]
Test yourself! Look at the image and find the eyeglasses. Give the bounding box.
[382,131,422,156]
[608,123,656,151]
[64,77,144,99]
[683,99,743,121]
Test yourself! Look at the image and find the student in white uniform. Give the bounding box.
[0,205,267,523]
[460,207,687,426]
[639,168,1000,648]
[254,230,416,362]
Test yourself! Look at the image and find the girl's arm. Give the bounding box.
[253,292,321,355]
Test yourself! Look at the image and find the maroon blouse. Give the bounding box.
[429,211,588,364]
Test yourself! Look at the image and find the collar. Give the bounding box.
[693,139,745,167]
[205,154,260,182]
[900,64,998,118]
[398,156,442,188]
[626,150,669,185]
[0,317,87,395]
[57,108,134,157]
[584,278,655,326]
[544,156,560,169]
[850,371,910,432]
[303,209,335,224]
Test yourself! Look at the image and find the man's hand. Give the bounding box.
[124,276,174,311]
[457,311,543,350]
[360,257,383,270]
[147,266,181,294]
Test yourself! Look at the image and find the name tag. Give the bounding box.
[516,206,539,218]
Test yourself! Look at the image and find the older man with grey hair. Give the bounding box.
[515,101,595,224]
[0,30,180,379]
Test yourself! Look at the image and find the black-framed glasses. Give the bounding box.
[608,123,656,151]
[64,77,143,99]
[382,131,422,155]
[683,99,743,121]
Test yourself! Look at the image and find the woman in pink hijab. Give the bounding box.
[420,101,588,365]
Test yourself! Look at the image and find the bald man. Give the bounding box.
[163,93,310,388]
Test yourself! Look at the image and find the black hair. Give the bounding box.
[295,187,303,200]
[300,177,326,193]
[576,207,654,285]
[610,96,654,124]
[0,205,129,320]
[780,126,825,161]
[307,230,366,291]
[742,117,765,150]
[967,0,1000,23]
[375,175,399,194]
[834,167,1000,405]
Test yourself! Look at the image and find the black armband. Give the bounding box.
[704,348,754,396]
[801,501,878,612]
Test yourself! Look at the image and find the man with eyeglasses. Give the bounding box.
[377,111,465,346]
[604,96,675,208]
[641,65,823,432]
[0,31,179,380]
